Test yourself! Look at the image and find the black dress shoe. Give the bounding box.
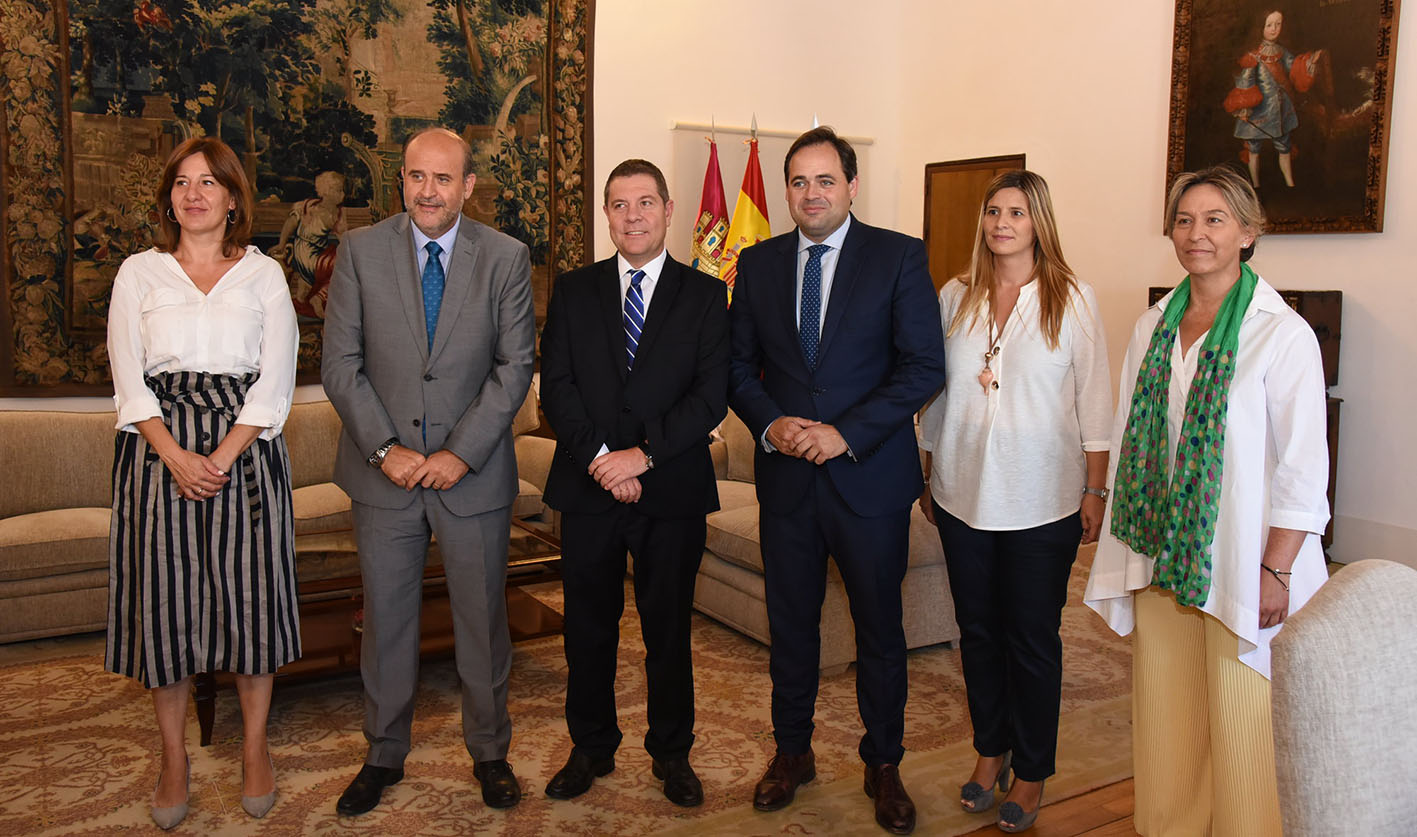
[864,763,916,835]
[544,750,615,800]
[472,759,521,809]
[652,757,704,807]
[336,764,404,816]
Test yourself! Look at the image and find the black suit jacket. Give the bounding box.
[728,216,945,518]
[541,254,729,518]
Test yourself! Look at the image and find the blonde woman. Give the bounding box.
[1085,166,1329,835]
[919,170,1110,833]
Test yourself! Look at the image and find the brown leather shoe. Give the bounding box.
[864,763,916,834]
[752,749,816,812]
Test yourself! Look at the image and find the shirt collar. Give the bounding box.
[411,216,461,258]
[617,247,669,284]
[797,213,851,254]
[1155,270,1282,322]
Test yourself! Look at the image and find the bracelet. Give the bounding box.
[1261,564,1291,591]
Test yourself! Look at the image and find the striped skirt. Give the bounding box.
[105,371,301,689]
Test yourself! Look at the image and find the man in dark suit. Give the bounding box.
[539,159,728,807]
[322,127,535,815]
[729,128,945,835]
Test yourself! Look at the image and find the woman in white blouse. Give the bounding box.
[1084,166,1328,836]
[105,137,300,829]
[918,170,1110,833]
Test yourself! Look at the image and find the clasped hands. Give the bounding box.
[589,448,647,504]
[167,448,230,501]
[767,416,848,465]
[380,445,469,491]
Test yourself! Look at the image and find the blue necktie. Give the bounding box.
[421,241,445,352]
[800,244,830,368]
[624,269,646,371]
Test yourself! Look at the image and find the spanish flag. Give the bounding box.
[690,141,729,278]
[721,137,770,302]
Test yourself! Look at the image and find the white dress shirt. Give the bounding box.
[1084,275,1331,677]
[919,279,1112,529]
[108,246,298,439]
[411,217,460,276]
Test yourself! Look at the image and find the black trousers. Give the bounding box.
[932,504,1080,782]
[761,471,910,766]
[559,505,705,762]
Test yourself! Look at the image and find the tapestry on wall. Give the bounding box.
[0,0,594,394]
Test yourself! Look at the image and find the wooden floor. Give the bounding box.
[962,779,1136,836]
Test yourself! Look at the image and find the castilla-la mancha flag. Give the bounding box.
[720,137,771,302]
[690,141,729,278]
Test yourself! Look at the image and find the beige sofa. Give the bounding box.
[0,392,549,645]
[696,410,960,673]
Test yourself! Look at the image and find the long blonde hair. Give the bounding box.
[947,170,1077,350]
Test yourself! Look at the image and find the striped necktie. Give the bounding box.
[623,269,646,371]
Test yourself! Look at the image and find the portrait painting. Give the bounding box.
[0,0,594,393]
[1166,0,1401,232]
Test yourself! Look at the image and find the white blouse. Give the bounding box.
[108,246,298,439]
[919,279,1112,530]
[1084,276,1330,678]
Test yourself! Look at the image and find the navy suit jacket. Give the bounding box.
[541,254,729,519]
[728,215,945,518]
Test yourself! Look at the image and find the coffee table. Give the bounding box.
[194,518,563,745]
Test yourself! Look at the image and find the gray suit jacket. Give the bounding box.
[321,212,535,516]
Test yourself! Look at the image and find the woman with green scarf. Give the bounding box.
[1084,166,1329,837]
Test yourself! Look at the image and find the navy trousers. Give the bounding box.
[932,503,1080,781]
[760,471,910,766]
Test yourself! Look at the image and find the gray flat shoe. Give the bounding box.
[151,759,190,830]
[241,754,277,818]
[959,751,1011,814]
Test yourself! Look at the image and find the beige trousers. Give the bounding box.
[1132,587,1282,837]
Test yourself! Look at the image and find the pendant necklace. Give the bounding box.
[978,313,1001,393]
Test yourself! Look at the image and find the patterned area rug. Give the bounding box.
[0,547,1130,836]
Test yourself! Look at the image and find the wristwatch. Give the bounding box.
[1083,486,1109,502]
[367,437,398,468]
[638,442,655,471]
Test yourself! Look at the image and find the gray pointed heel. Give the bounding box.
[241,754,277,818]
[151,758,190,830]
[959,751,1011,814]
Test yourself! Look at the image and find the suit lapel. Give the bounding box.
[429,217,480,363]
[390,215,429,363]
[773,235,805,369]
[816,215,865,366]
[631,256,682,375]
[598,260,629,381]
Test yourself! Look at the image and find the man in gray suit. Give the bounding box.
[322,126,535,815]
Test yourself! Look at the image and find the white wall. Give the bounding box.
[593,0,1417,567]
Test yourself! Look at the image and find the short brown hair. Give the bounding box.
[1164,165,1266,262]
[603,158,670,205]
[155,137,253,257]
[783,126,857,184]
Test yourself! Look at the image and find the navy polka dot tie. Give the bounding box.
[421,241,445,352]
[799,244,829,368]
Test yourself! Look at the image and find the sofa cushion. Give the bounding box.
[722,410,756,483]
[715,479,758,514]
[705,505,763,573]
[0,412,116,518]
[0,507,110,581]
[291,482,353,535]
[513,478,546,519]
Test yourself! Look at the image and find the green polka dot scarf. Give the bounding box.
[1109,264,1258,607]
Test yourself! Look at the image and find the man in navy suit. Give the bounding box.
[539,159,729,807]
[729,127,944,835]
